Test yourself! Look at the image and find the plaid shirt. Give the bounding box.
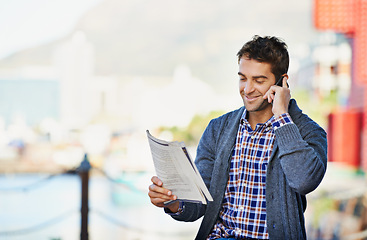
[208,111,293,240]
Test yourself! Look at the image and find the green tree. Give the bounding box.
[159,110,225,146]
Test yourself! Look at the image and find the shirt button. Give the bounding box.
[251,135,255,139]
[274,126,278,131]
[239,206,244,210]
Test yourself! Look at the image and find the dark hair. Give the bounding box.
[237,35,289,80]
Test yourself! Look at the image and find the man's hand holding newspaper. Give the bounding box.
[147,130,213,209]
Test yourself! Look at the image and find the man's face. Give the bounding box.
[238,57,276,114]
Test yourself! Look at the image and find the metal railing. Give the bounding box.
[0,154,148,239]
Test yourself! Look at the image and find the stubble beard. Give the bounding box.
[243,97,271,113]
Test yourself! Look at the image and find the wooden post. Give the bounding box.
[78,154,91,240]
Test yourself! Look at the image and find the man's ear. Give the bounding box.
[283,74,289,81]
[282,74,289,88]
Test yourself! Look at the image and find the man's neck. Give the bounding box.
[247,110,274,130]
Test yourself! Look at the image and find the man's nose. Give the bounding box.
[244,80,255,94]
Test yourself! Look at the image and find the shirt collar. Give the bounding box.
[240,109,275,129]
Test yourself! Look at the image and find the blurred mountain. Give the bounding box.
[0,0,319,91]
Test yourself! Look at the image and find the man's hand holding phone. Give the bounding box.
[263,75,291,118]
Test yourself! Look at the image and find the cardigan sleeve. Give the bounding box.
[275,115,327,195]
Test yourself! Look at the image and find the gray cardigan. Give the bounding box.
[171,99,327,240]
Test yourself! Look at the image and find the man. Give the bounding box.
[148,35,327,240]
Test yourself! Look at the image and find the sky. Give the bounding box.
[0,0,103,59]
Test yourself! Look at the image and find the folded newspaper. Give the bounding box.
[146,130,213,204]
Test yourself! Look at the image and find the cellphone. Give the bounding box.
[275,76,284,86]
[275,75,289,87]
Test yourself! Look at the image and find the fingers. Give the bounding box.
[149,181,173,197]
[148,189,177,207]
[268,93,274,103]
[263,86,276,103]
[263,76,290,103]
[151,176,163,186]
[282,75,289,88]
[270,81,291,117]
[148,176,177,208]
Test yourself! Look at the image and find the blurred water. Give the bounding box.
[0,173,200,240]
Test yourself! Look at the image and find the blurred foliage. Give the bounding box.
[292,88,338,129]
[158,110,225,146]
[308,193,335,228]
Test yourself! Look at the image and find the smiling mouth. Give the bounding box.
[245,95,260,101]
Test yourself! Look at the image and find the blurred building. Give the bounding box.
[0,79,59,126]
[0,30,239,172]
[314,0,367,170]
[54,31,95,128]
[312,33,352,105]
